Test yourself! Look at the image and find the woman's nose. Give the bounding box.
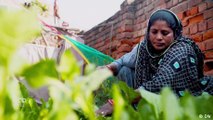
[156,33,163,40]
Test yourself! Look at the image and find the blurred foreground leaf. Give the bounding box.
[21,60,58,88]
[58,50,80,81]
[0,9,40,67]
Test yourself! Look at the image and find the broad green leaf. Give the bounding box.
[58,50,80,81]
[0,9,40,67]
[82,68,112,95]
[71,68,112,98]
[70,68,112,120]
[19,83,30,98]
[124,103,141,120]
[118,81,140,103]
[112,85,129,120]
[40,98,53,112]
[194,93,213,119]
[179,92,197,120]
[84,64,96,75]
[138,88,161,119]
[21,59,58,88]
[7,79,22,110]
[137,99,157,120]
[48,86,78,120]
[3,94,15,116]
[161,88,182,120]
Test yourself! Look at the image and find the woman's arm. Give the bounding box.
[107,44,139,75]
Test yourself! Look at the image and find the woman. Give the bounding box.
[96,9,212,116]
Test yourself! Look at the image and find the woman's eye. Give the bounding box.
[162,31,169,36]
[151,30,157,34]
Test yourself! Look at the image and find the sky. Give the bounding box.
[0,0,125,31]
[57,0,125,31]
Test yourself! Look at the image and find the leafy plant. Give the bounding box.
[0,7,213,120]
[0,8,40,119]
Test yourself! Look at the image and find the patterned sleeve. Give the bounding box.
[141,43,203,96]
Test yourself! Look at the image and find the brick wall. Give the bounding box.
[83,0,213,75]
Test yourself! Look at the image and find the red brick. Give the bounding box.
[117,25,133,33]
[140,36,145,41]
[122,13,134,19]
[207,19,213,29]
[203,30,213,40]
[125,20,133,25]
[144,3,154,12]
[205,51,213,59]
[183,27,189,35]
[104,39,110,44]
[136,16,146,24]
[190,34,203,42]
[142,1,146,7]
[99,46,108,52]
[94,41,105,48]
[121,39,134,46]
[142,21,147,28]
[112,51,119,58]
[204,38,213,51]
[188,0,202,8]
[166,0,173,9]
[198,2,207,12]
[104,49,111,55]
[135,9,144,17]
[133,37,141,44]
[189,24,198,34]
[133,32,139,38]
[204,9,213,19]
[136,3,143,10]
[117,44,132,52]
[171,1,188,13]
[177,12,185,20]
[157,4,166,9]
[173,0,179,6]
[198,21,207,32]
[188,14,204,26]
[116,52,126,59]
[196,42,205,51]
[146,0,152,5]
[155,0,164,6]
[186,6,198,16]
[111,40,121,49]
[138,29,146,36]
[116,32,133,39]
[133,24,142,31]
[182,19,189,27]
[128,25,135,32]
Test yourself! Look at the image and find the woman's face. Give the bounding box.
[149,20,174,51]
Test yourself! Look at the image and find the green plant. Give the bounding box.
[0,8,213,120]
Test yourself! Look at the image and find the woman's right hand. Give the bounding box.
[97,64,118,76]
[96,66,107,70]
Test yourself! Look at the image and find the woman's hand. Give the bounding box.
[96,64,118,76]
[96,66,107,70]
[95,102,113,116]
